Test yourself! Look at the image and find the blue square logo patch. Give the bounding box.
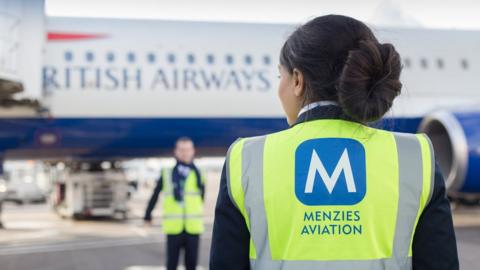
[295,138,366,205]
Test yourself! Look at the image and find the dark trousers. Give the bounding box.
[166,231,200,270]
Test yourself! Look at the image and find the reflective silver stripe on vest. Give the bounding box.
[389,133,424,268]
[242,136,269,265]
[424,134,436,205]
[240,133,425,270]
[162,168,173,192]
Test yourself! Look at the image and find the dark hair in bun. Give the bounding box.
[280,14,403,122]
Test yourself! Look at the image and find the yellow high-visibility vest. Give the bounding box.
[226,119,434,269]
[161,167,204,235]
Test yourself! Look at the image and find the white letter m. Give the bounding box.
[304,149,356,194]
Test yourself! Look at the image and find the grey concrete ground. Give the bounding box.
[0,171,478,270]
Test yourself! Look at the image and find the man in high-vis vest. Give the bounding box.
[144,137,205,270]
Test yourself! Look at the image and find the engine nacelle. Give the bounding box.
[418,111,480,195]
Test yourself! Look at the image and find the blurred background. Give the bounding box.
[0,0,479,269]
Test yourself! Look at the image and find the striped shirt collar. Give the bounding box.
[297,101,339,117]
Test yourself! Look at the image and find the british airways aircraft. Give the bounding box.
[1,1,480,197]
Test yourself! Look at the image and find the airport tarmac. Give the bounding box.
[0,173,478,270]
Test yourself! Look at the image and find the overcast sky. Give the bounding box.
[45,0,480,30]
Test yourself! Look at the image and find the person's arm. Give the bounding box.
[412,163,459,270]
[144,174,163,222]
[210,162,251,270]
[199,171,206,201]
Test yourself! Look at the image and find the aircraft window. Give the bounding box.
[127,52,136,63]
[207,54,215,64]
[147,53,156,63]
[461,59,469,70]
[187,54,195,64]
[403,58,411,68]
[245,55,252,65]
[168,53,176,64]
[64,51,73,62]
[226,54,234,65]
[436,59,444,69]
[420,58,428,69]
[106,52,115,63]
[86,51,94,62]
[263,55,271,65]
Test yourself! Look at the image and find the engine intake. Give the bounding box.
[418,110,480,194]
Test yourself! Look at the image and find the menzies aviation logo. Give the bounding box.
[295,138,366,205]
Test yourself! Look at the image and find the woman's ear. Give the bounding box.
[292,68,305,97]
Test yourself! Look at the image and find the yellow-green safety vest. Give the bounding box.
[226,119,434,270]
[161,167,205,235]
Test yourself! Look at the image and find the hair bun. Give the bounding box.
[337,39,402,122]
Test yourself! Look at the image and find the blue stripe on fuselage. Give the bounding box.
[0,117,422,160]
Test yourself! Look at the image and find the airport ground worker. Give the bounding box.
[210,14,458,270]
[144,137,205,270]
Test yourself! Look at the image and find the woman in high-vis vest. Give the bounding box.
[210,15,458,270]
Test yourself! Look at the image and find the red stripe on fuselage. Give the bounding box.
[47,32,108,41]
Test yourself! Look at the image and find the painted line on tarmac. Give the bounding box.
[0,236,164,256]
[129,225,150,238]
[0,233,213,256]
[126,266,206,270]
